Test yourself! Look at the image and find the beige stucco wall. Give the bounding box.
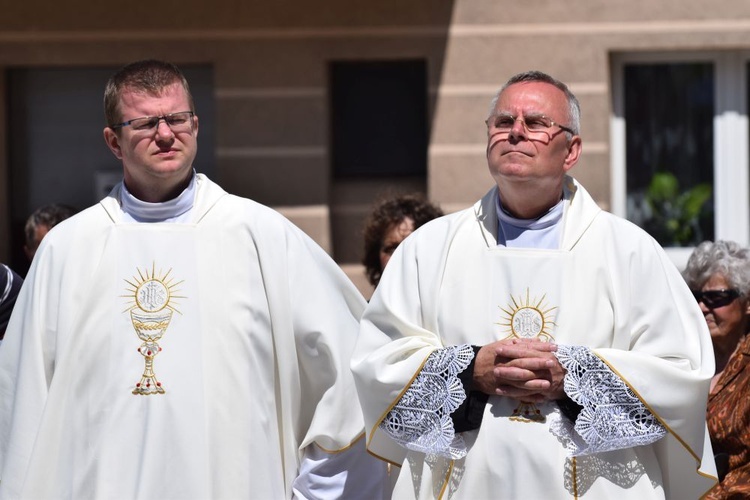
[3,1,750,295]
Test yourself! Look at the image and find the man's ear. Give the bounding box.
[563,135,582,173]
[103,127,123,159]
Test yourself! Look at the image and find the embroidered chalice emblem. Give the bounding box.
[496,289,557,423]
[123,265,184,395]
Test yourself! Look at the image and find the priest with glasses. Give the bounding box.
[352,70,718,499]
[0,59,387,499]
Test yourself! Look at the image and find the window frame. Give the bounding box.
[611,52,750,268]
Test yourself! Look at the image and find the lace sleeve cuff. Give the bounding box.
[551,345,667,456]
[379,344,474,459]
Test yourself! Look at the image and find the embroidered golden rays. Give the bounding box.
[496,288,557,342]
[122,264,185,395]
[496,288,558,423]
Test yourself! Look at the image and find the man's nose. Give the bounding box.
[508,117,527,141]
[155,119,175,140]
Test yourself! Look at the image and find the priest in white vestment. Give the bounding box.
[352,70,718,499]
[0,60,387,499]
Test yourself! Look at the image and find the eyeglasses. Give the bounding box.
[692,289,740,308]
[110,111,195,133]
[485,113,576,140]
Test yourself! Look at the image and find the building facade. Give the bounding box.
[2,1,750,296]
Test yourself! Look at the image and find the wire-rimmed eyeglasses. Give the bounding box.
[110,111,195,133]
[485,112,576,139]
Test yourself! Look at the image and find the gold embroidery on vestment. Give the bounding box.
[496,288,558,423]
[122,263,185,395]
[509,402,546,423]
[496,288,557,342]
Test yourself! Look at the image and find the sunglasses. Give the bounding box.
[692,289,740,308]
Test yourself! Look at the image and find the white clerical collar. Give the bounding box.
[495,194,564,249]
[120,172,197,223]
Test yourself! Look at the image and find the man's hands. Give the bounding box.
[472,338,566,402]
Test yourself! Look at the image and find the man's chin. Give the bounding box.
[491,168,537,182]
[147,162,192,178]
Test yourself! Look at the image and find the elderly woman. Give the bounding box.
[362,193,443,288]
[683,240,750,498]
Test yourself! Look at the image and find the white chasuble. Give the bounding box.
[352,176,717,499]
[0,175,368,499]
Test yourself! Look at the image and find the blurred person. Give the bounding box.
[683,240,750,499]
[352,70,717,498]
[362,193,443,288]
[0,264,22,341]
[23,203,77,261]
[0,59,386,499]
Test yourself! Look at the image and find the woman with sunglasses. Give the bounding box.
[683,240,750,499]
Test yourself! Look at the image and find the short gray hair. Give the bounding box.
[488,70,581,137]
[682,240,750,297]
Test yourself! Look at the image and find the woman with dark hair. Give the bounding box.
[362,193,443,288]
[683,240,750,498]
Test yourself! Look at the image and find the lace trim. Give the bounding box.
[552,345,667,456]
[379,344,474,459]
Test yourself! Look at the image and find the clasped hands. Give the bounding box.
[472,338,566,403]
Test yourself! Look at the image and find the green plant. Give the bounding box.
[643,172,712,246]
